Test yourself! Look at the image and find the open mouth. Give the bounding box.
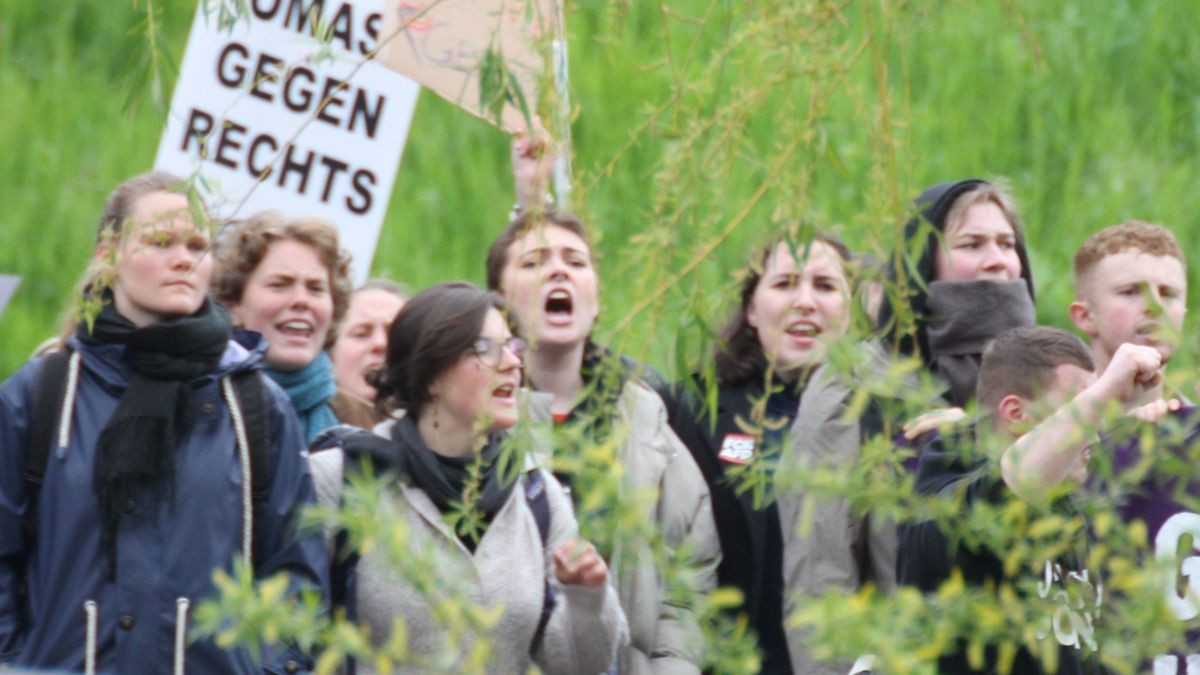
[785,322,820,339]
[545,289,573,317]
[277,319,315,340]
[492,382,517,400]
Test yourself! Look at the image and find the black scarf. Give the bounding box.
[925,279,1036,407]
[390,416,515,552]
[79,298,231,574]
[761,375,805,455]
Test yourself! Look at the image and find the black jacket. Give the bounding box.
[664,377,794,675]
[898,432,1102,675]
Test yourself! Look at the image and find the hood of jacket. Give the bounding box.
[877,179,1036,366]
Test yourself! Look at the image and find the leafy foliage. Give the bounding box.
[7,0,1200,673]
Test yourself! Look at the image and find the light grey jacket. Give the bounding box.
[526,380,721,675]
[310,437,629,675]
[778,341,911,675]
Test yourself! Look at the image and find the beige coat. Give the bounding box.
[526,380,721,675]
[778,340,932,675]
[310,442,629,675]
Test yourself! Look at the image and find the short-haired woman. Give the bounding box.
[212,211,353,443]
[486,208,720,674]
[309,281,627,673]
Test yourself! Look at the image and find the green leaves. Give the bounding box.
[121,0,179,115]
[192,561,323,661]
[478,46,534,131]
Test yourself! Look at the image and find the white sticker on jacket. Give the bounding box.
[718,434,755,464]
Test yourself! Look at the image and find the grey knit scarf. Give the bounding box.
[926,279,1036,407]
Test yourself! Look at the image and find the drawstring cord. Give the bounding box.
[55,352,82,458]
[221,376,254,563]
[83,600,98,675]
[174,597,190,675]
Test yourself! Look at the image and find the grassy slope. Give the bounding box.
[3,1,1200,381]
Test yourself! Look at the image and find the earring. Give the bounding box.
[432,400,440,430]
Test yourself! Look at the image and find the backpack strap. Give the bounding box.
[313,425,401,621]
[231,370,271,504]
[525,469,556,657]
[310,426,396,675]
[22,350,73,541]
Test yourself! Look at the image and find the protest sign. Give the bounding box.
[375,0,557,132]
[0,276,18,318]
[155,0,419,283]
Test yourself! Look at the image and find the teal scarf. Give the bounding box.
[267,352,339,445]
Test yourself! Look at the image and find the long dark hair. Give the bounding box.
[714,234,852,386]
[875,179,1036,366]
[371,282,506,417]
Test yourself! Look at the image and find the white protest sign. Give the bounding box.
[155,0,420,283]
[0,276,19,318]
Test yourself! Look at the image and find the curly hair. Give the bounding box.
[211,211,353,347]
[1073,220,1184,298]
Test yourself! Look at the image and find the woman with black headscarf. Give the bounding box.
[778,179,1037,675]
[877,179,1036,407]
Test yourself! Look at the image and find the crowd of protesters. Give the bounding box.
[1,131,1197,675]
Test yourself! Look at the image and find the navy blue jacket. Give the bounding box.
[0,333,328,673]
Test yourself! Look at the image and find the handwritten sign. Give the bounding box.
[155,0,420,283]
[376,0,557,132]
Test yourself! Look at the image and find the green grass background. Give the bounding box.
[4,1,1200,380]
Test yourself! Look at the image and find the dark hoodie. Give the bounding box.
[663,373,801,675]
[898,428,1103,675]
[876,179,1037,407]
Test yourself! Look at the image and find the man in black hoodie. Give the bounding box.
[898,326,1162,673]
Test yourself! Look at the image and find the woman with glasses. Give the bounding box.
[309,281,628,674]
